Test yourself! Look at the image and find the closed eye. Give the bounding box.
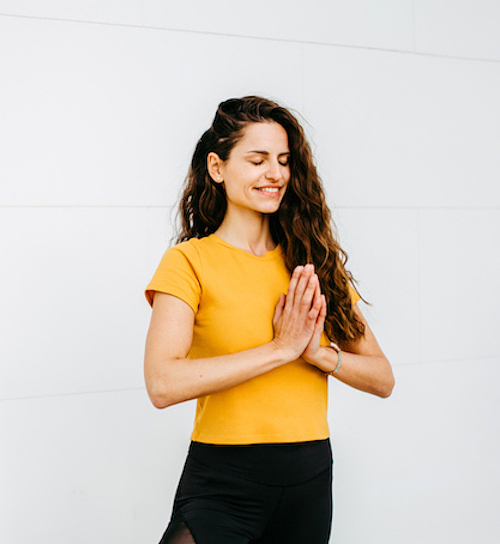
[251,160,289,166]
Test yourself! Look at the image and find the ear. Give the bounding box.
[207,152,224,183]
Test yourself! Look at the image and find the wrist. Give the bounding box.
[326,342,342,376]
[270,339,298,365]
[302,345,329,367]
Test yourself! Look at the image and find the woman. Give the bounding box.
[144,96,394,544]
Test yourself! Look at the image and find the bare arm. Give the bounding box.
[296,283,395,398]
[336,306,395,397]
[144,264,322,408]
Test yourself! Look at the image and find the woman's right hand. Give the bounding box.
[145,264,323,409]
[272,264,323,361]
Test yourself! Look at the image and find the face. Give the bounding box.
[208,121,291,218]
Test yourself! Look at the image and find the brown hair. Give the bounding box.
[177,96,364,345]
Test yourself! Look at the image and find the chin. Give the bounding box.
[256,199,283,213]
[259,205,281,215]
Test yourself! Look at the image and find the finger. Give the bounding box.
[313,280,322,305]
[293,264,315,307]
[310,282,323,329]
[313,295,327,333]
[299,272,318,316]
[284,266,304,311]
[320,294,327,318]
[306,284,322,322]
[272,293,286,327]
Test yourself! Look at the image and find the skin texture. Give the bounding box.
[206,122,291,255]
[144,122,394,409]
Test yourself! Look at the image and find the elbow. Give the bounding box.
[149,394,170,410]
[146,381,177,410]
[368,357,395,398]
[377,371,395,399]
[145,360,180,409]
[378,383,394,399]
[147,376,192,409]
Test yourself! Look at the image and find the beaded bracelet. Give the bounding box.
[328,342,342,376]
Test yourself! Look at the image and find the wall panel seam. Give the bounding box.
[397,356,500,367]
[1,206,500,211]
[0,386,146,403]
[1,13,499,64]
[411,0,417,53]
[417,208,422,365]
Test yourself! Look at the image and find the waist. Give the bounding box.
[188,438,332,486]
[191,362,329,444]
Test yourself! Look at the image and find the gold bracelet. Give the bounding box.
[327,342,342,376]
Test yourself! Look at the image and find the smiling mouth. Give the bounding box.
[255,187,280,194]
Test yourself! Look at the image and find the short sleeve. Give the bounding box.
[348,284,361,306]
[145,244,202,312]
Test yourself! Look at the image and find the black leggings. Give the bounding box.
[158,441,333,544]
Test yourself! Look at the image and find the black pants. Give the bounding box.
[158,440,333,544]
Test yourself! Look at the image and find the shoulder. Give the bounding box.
[166,237,201,257]
[145,238,212,308]
[160,237,213,269]
[168,235,242,267]
[154,235,227,282]
[347,283,361,306]
[167,236,218,258]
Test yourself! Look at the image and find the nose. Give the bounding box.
[265,160,282,182]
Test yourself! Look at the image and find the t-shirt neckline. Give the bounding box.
[208,234,282,261]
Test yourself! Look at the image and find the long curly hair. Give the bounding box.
[177,96,364,345]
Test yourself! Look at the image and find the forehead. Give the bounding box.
[234,122,289,153]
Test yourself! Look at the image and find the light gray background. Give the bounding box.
[1,1,499,542]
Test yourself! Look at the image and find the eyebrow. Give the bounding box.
[246,150,290,156]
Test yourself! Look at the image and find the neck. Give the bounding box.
[214,209,276,257]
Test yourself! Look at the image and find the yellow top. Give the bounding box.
[146,234,360,445]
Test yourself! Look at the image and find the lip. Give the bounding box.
[254,186,282,197]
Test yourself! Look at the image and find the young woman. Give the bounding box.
[144,96,394,544]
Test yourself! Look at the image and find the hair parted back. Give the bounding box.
[177,95,364,345]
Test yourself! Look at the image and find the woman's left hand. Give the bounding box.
[301,282,328,366]
[302,281,395,398]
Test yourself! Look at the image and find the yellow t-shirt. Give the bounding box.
[146,234,359,445]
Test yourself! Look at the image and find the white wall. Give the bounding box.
[0,2,499,542]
